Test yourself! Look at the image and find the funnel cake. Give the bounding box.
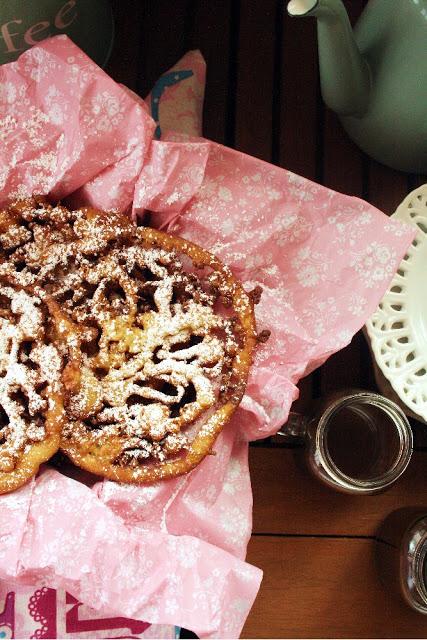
[0,198,260,484]
[59,227,258,483]
[0,279,64,494]
[0,197,130,290]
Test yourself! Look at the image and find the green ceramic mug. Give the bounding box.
[0,0,114,67]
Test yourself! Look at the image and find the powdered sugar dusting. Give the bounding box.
[0,284,62,475]
[61,245,239,467]
[0,198,257,482]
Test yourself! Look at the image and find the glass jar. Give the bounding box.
[279,390,413,494]
[377,508,427,614]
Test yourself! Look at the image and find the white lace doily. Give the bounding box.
[366,184,427,424]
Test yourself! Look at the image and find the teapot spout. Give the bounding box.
[287,0,371,117]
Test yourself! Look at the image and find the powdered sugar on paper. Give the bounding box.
[0,36,415,639]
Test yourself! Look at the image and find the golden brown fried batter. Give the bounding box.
[0,199,260,486]
[0,277,64,494]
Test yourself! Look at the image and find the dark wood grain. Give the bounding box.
[250,447,427,537]
[136,0,193,98]
[316,0,369,404]
[279,7,319,180]
[279,5,320,413]
[244,536,427,638]
[322,109,366,197]
[409,174,427,191]
[187,1,234,144]
[107,0,144,90]
[320,0,367,193]
[368,159,411,215]
[234,0,277,161]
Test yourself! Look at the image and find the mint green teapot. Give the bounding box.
[287,0,427,173]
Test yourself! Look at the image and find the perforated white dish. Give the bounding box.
[366,184,427,424]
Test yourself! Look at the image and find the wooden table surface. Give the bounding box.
[107,1,427,637]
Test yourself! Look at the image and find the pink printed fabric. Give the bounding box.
[0,581,175,639]
[0,36,415,638]
[144,49,206,137]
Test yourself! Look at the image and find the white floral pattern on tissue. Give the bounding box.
[220,505,250,546]
[0,82,16,104]
[287,170,320,201]
[175,538,201,568]
[45,86,68,125]
[24,47,55,82]
[351,242,396,288]
[82,91,125,133]
[275,213,312,245]
[292,247,330,288]
[223,460,243,496]
[162,137,412,431]
[328,208,373,252]
[0,36,154,204]
[348,293,368,316]
[0,37,415,640]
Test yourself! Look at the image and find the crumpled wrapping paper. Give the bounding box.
[0,35,414,638]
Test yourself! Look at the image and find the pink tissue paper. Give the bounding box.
[0,36,414,639]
